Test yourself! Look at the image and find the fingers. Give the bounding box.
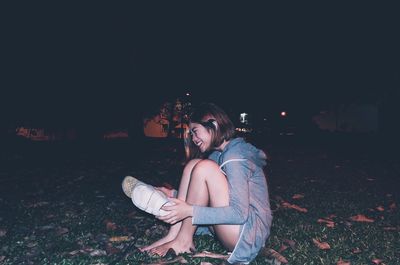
[157,214,177,224]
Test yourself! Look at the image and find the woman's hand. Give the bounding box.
[157,198,193,224]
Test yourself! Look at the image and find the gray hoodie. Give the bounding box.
[192,138,272,264]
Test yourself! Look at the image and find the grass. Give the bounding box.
[0,137,399,264]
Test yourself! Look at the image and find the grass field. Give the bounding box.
[0,136,399,264]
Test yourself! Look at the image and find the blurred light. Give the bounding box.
[186,92,190,96]
[240,113,248,124]
[280,111,287,117]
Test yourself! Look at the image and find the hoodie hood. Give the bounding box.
[220,137,267,168]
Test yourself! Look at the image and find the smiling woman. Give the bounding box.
[124,102,272,264]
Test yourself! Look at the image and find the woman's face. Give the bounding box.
[189,122,212,153]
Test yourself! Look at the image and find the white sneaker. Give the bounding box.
[122,176,173,216]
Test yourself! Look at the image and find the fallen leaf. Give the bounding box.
[26,201,49,208]
[259,247,288,263]
[109,236,130,242]
[69,250,84,256]
[349,214,374,223]
[106,244,121,255]
[26,242,38,248]
[312,238,331,250]
[104,220,117,231]
[337,258,351,265]
[292,194,304,200]
[278,244,288,253]
[200,262,213,265]
[372,259,383,264]
[376,206,385,212]
[383,226,399,231]
[281,202,308,213]
[56,227,69,236]
[192,251,229,260]
[317,218,335,228]
[282,239,296,248]
[352,248,361,254]
[39,224,56,231]
[89,249,107,256]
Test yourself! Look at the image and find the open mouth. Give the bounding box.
[194,141,203,148]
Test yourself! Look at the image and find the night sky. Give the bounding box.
[2,3,399,127]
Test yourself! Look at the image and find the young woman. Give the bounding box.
[140,102,272,264]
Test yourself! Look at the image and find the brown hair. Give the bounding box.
[187,102,236,159]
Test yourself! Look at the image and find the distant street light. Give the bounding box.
[280,111,287,117]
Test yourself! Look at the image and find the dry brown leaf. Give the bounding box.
[349,214,374,223]
[312,238,331,250]
[337,258,351,265]
[383,226,399,231]
[106,245,121,255]
[292,194,304,200]
[372,259,384,264]
[89,249,107,256]
[55,227,69,236]
[109,236,130,242]
[26,201,49,208]
[281,202,308,213]
[283,239,296,248]
[192,251,229,260]
[327,214,337,219]
[317,218,335,228]
[27,242,38,248]
[104,220,117,231]
[259,247,288,264]
[278,244,288,253]
[352,247,361,254]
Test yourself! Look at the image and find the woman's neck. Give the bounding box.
[216,140,230,152]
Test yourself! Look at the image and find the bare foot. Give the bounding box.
[149,239,195,257]
[139,234,175,252]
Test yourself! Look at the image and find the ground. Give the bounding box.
[0,135,399,264]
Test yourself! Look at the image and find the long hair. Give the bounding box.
[187,102,235,159]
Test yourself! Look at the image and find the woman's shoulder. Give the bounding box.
[223,138,253,157]
[223,138,267,166]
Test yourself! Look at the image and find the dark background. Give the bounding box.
[1,3,399,134]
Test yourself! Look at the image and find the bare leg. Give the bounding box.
[150,159,240,256]
[140,159,202,252]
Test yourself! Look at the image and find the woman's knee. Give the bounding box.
[183,159,203,175]
[191,159,223,181]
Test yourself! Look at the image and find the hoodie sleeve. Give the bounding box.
[192,158,253,225]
